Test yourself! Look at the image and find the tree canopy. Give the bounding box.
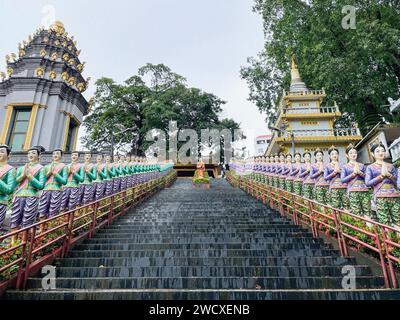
[82,63,240,156]
[241,0,400,132]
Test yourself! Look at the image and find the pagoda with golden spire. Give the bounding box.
[266,56,362,162]
[0,21,90,153]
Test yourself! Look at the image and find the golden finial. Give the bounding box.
[40,49,47,57]
[63,53,69,61]
[76,63,84,72]
[18,49,26,58]
[7,67,13,77]
[68,58,75,67]
[43,36,49,43]
[51,52,58,60]
[10,53,17,61]
[61,72,69,81]
[50,21,65,35]
[68,76,76,86]
[77,82,86,92]
[0,72,6,81]
[291,54,297,71]
[35,67,45,77]
[49,70,57,80]
[5,54,10,63]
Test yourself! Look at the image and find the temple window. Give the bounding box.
[6,107,32,151]
[65,118,78,151]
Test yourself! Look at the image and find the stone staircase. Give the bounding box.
[4,179,400,300]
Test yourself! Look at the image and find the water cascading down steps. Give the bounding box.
[5,179,400,300]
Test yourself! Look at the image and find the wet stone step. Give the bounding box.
[6,289,400,300]
[54,265,373,278]
[97,226,309,237]
[55,256,355,267]
[84,237,326,245]
[75,241,328,251]
[67,248,340,258]
[89,232,314,239]
[25,276,385,290]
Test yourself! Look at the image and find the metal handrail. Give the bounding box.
[226,171,400,289]
[0,170,177,294]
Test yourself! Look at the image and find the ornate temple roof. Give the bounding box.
[0,21,90,113]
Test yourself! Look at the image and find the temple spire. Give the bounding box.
[289,55,309,92]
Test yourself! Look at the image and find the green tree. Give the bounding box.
[82,64,240,157]
[241,0,400,132]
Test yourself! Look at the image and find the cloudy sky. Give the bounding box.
[0,0,269,153]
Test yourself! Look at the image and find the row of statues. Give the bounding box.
[0,144,174,233]
[230,143,400,228]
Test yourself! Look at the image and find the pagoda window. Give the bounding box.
[6,107,32,151]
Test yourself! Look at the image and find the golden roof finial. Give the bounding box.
[50,21,65,35]
[291,54,297,71]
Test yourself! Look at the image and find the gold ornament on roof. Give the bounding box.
[68,58,75,66]
[7,67,13,77]
[68,76,76,86]
[40,49,47,57]
[10,53,17,61]
[19,49,26,58]
[43,36,49,43]
[22,40,27,47]
[62,41,67,47]
[76,63,84,72]
[50,21,65,35]
[18,43,22,49]
[76,49,81,56]
[63,53,69,61]
[61,72,69,81]
[51,52,58,60]
[291,54,297,71]
[35,67,45,77]
[55,39,60,46]
[49,70,57,80]
[67,45,73,51]
[5,54,10,63]
[77,82,86,92]
[0,72,6,81]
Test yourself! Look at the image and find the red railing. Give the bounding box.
[0,171,177,295]
[226,171,400,289]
